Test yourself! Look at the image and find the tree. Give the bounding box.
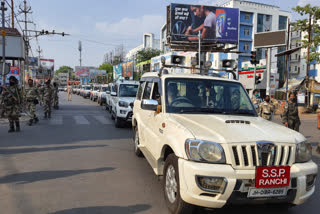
[55,66,73,75]
[99,63,113,83]
[292,4,320,107]
[136,48,161,63]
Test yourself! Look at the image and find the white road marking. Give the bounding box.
[49,116,63,125]
[74,116,90,125]
[92,115,112,125]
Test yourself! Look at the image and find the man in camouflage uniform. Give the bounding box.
[53,82,59,109]
[25,79,40,126]
[282,92,300,131]
[1,76,22,132]
[259,95,274,120]
[41,79,54,119]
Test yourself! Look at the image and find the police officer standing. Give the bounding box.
[282,92,300,131]
[25,79,40,126]
[251,89,262,111]
[1,76,22,132]
[41,79,54,119]
[259,95,274,120]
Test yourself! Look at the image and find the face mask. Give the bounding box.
[265,99,270,102]
[290,98,295,102]
[9,82,15,86]
[256,93,259,97]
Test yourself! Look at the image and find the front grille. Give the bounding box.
[230,144,294,168]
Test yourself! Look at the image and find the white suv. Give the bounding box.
[110,80,139,128]
[132,72,317,214]
[97,84,108,106]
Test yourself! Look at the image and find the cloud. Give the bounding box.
[95,15,165,37]
[298,0,320,6]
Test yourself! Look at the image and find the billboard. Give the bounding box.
[113,60,134,81]
[254,30,286,48]
[40,59,54,71]
[169,4,239,43]
[28,57,39,67]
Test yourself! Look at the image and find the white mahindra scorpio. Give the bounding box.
[132,72,317,214]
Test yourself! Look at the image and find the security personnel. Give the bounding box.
[53,82,59,109]
[259,95,274,120]
[41,79,54,119]
[2,76,22,132]
[251,89,262,111]
[282,92,300,131]
[25,79,40,126]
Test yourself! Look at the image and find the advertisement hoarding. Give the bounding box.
[113,60,134,81]
[28,57,39,67]
[40,59,54,71]
[169,4,239,44]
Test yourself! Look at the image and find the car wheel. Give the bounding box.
[164,154,194,214]
[115,116,123,128]
[133,126,143,157]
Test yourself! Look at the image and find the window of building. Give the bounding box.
[266,15,271,21]
[244,43,250,51]
[303,65,305,70]
[295,54,298,60]
[244,28,250,36]
[289,66,291,72]
[245,13,250,20]
[298,67,300,73]
[279,16,287,30]
[295,66,297,71]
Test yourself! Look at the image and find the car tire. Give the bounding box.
[164,154,194,214]
[133,126,143,157]
[115,116,123,128]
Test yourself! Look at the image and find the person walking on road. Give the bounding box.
[282,92,300,131]
[41,79,54,119]
[1,76,22,132]
[259,95,274,121]
[67,84,72,101]
[53,82,59,109]
[25,79,40,126]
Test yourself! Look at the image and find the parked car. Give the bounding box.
[90,84,100,101]
[81,85,91,98]
[58,87,65,92]
[97,84,108,106]
[110,79,139,128]
[105,83,114,111]
[132,71,318,214]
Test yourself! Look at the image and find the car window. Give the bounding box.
[151,82,160,100]
[142,82,152,99]
[137,81,145,100]
[119,84,139,97]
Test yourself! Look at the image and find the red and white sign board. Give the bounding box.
[256,166,290,188]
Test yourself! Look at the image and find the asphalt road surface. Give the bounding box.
[0,92,319,214]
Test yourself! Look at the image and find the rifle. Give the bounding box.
[1,86,19,102]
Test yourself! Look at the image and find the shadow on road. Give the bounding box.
[0,167,115,184]
[49,204,152,214]
[0,144,108,155]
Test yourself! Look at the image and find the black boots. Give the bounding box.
[48,112,51,119]
[28,119,33,126]
[15,121,20,132]
[44,112,48,119]
[8,122,14,133]
[34,117,39,124]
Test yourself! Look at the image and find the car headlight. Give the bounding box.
[185,139,226,163]
[295,141,312,163]
[119,101,129,107]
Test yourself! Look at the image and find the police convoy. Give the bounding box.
[73,56,317,214]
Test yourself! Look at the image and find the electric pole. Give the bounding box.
[19,0,32,89]
[36,46,42,83]
[78,40,82,67]
[10,0,13,28]
[306,14,312,108]
[1,0,7,87]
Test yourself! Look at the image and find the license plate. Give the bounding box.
[256,166,290,188]
[248,187,287,198]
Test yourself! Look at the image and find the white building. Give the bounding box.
[58,73,68,86]
[125,33,160,60]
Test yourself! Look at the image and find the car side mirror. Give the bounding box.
[141,99,158,111]
[111,92,117,96]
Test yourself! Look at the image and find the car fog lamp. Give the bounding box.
[196,176,227,193]
[119,101,129,108]
[120,110,127,114]
[295,141,312,163]
[306,174,317,191]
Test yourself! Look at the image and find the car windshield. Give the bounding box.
[101,87,107,92]
[165,78,256,116]
[119,84,138,97]
[86,86,91,90]
[94,87,99,90]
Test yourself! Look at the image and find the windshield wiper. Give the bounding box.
[178,108,228,114]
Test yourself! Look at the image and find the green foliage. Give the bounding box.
[98,63,113,74]
[136,48,161,63]
[292,4,320,63]
[55,66,73,75]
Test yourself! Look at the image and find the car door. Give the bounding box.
[138,81,153,146]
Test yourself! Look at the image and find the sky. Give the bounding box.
[19,0,320,69]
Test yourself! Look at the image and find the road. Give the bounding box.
[0,92,319,214]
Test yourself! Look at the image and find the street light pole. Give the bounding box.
[1,1,7,87]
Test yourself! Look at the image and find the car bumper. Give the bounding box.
[116,108,133,122]
[178,159,318,208]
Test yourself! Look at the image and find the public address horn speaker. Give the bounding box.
[171,55,185,65]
